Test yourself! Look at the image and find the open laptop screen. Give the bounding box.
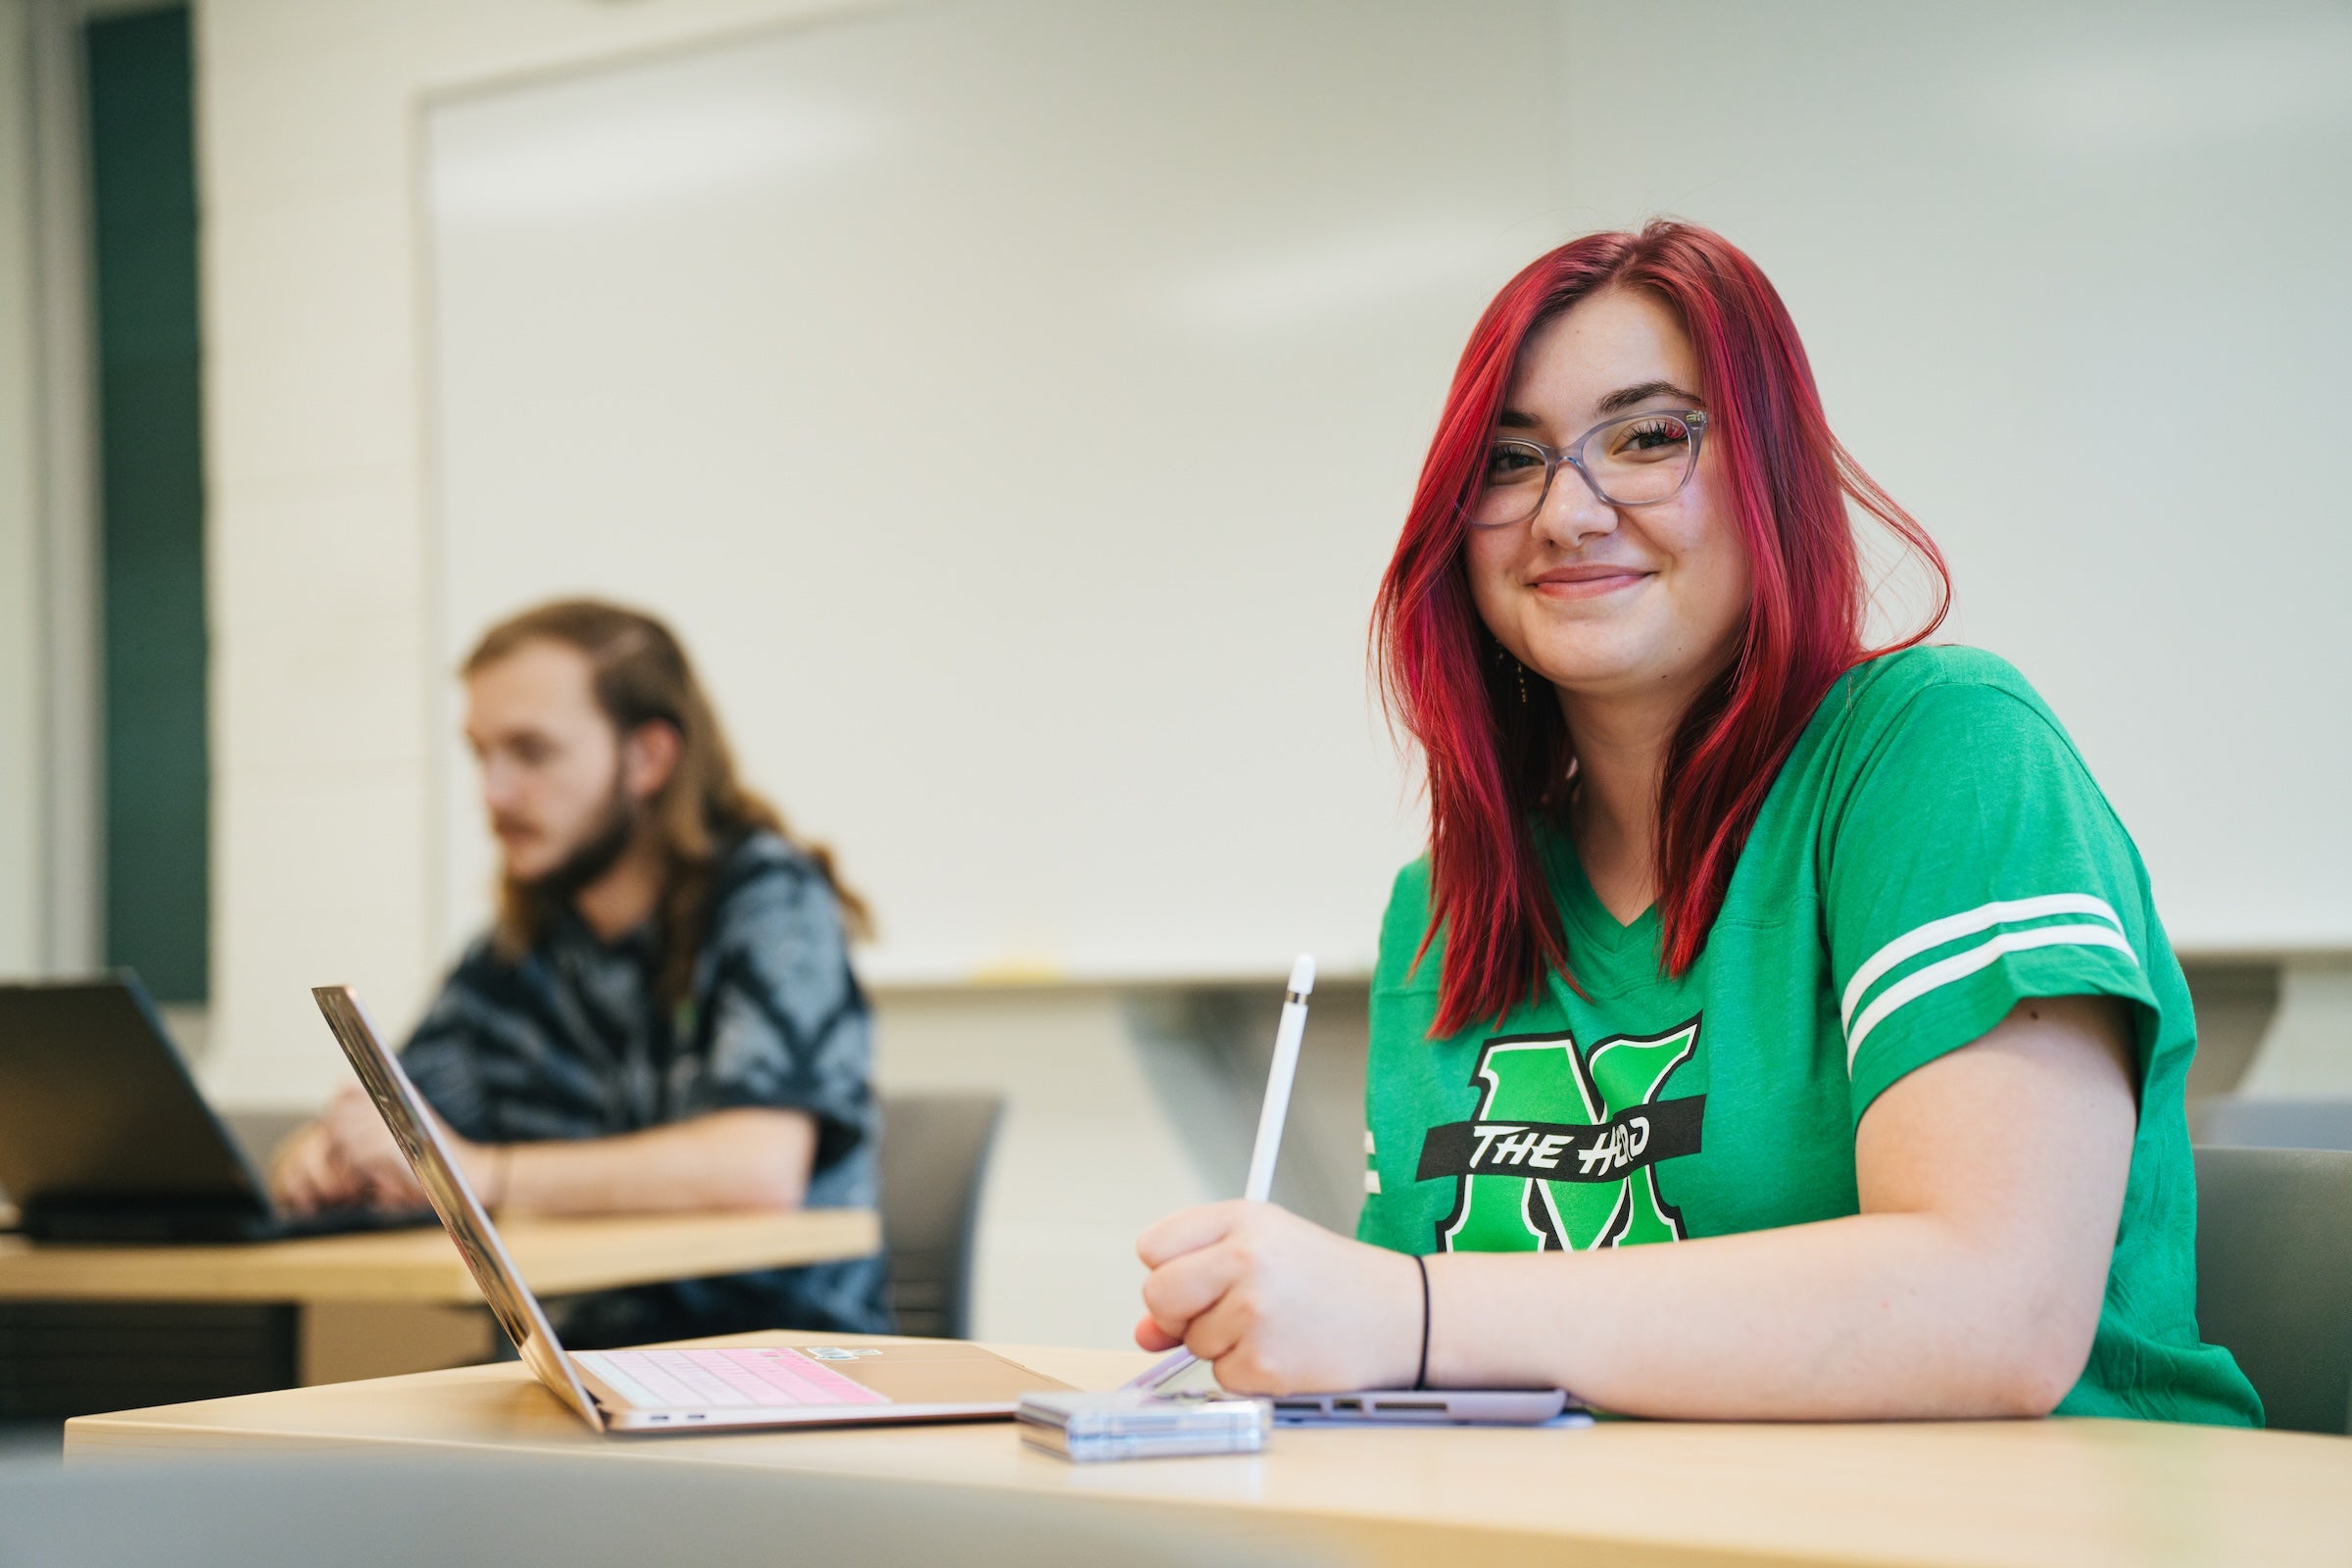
[0,977,276,1227]
[310,984,605,1430]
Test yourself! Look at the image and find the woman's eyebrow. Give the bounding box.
[1594,379,1703,415]
[1496,408,1540,429]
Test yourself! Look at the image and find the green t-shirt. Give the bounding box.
[1357,646,2260,1426]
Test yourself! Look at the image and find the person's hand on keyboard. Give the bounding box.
[269,1114,372,1216]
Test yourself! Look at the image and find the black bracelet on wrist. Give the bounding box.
[1412,1252,1432,1391]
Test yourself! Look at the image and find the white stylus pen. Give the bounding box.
[1126,954,1316,1392]
[1243,954,1316,1203]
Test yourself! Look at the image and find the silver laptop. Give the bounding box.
[311,984,1073,1434]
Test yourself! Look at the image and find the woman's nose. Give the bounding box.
[1530,462,1620,551]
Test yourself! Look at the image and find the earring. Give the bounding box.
[1493,641,1531,707]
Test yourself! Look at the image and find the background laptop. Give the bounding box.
[311,983,1074,1433]
[0,976,430,1243]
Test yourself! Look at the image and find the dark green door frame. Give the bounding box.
[84,3,206,1004]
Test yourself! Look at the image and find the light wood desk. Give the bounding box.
[0,1210,879,1393]
[0,1209,879,1306]
[65,1332,2352,1568]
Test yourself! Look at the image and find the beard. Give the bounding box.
[524,777,641,906]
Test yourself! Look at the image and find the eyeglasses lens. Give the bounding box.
[1470,413,1697,524]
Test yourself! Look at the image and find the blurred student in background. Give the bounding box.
[271,599,889,1345]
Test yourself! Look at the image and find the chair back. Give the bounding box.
[2192,1144,2352,1434]
[879,1092,1004,1340]
[2192,1096,2352,1152]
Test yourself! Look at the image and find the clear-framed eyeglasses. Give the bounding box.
[1466,409,1710,527]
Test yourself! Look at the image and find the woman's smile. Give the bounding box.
[1529,562,1656,601]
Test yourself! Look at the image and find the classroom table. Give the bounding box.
[0,1209,879,1306]
[64,1331,2352,1568]
[0,1210,879,1404]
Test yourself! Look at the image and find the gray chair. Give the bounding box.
[879,1091,1004,1340]
[2192,1144,2352,1434]
[2192,1096,2352,1152]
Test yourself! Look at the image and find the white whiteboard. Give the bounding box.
[427,0,2352,979]
[426,0,1554,983]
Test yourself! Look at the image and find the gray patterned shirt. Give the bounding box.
[400,831,889,1346]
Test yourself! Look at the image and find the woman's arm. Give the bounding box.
[1139,994,2137,1417]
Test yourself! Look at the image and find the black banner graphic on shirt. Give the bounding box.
[1422,1017,1704,1253]
[1415,1096,1706,1184]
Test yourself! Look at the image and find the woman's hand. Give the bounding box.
[1135,1200,1424,1395]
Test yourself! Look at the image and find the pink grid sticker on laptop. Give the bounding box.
[716,1348,888,1405]
[579,1346,890,1408]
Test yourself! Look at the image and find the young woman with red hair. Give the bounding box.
[1134,221,2258,1423]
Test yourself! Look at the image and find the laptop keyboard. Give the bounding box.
[575,1347,891,1409]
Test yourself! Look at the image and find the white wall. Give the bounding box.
[0,1,44,979]
[0,0,103,983]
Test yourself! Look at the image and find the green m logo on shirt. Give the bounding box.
[1416,1019,1705,1253]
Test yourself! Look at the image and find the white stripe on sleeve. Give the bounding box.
[1845,922,2137,1070]
[1840,894,2125,1031]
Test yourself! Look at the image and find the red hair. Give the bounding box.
[1372,220,1948,1036]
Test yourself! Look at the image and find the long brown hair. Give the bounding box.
[466,599,871,1004]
